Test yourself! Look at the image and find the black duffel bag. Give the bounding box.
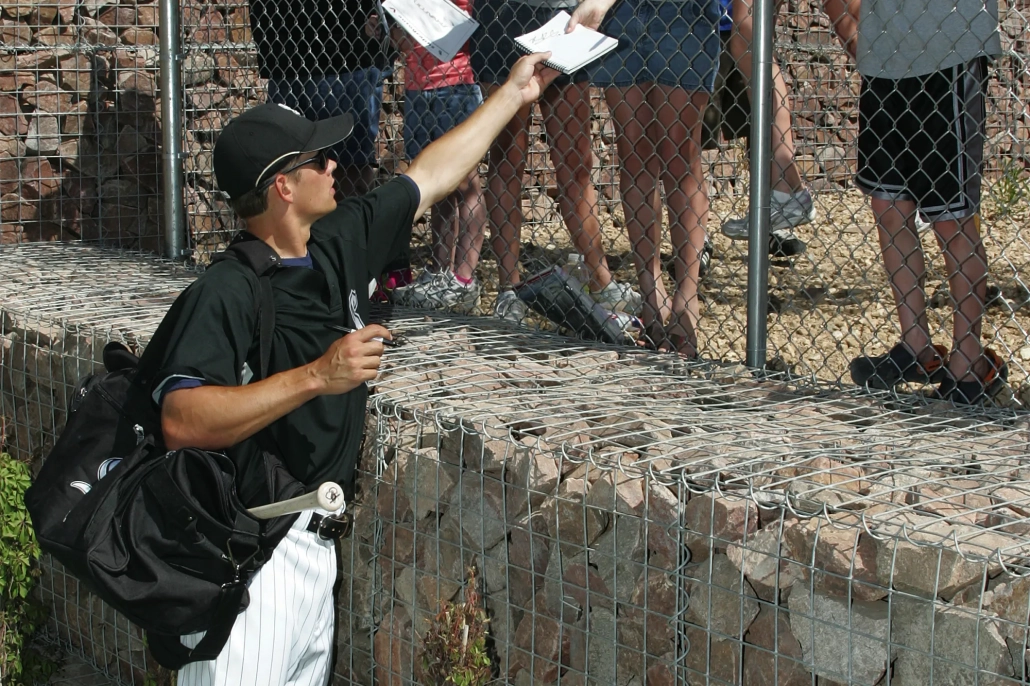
[24,237,302,669]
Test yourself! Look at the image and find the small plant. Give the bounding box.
[993,157,1029,217]
[0,452,53,685]
[418,567,492,686]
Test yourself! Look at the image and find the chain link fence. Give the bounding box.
[1,0,166,251]
[2,0,1028,402]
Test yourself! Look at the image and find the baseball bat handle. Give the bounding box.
[247,482,346,519]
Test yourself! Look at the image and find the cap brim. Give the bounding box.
[303,113,355,153]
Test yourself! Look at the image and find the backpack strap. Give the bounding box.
[212,232,280,379]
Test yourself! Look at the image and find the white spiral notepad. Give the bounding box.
[514,11,619,74]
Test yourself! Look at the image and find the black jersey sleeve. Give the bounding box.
[138,262,259,407]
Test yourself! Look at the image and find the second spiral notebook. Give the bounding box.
[514,11,619,75]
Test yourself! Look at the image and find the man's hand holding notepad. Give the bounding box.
[514,10,618,75]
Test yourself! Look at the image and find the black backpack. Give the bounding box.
[24,236,303,669]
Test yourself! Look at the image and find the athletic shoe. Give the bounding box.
[769,229,808,258]
[392,270,481,313]
[371,267,413,304]
[699,236,713,279]
[721,189,814,257]
[494,288,528,324]
[390,269,437,306]
[850,343,949,390]
[590,279,643,316]
[933,348,1009,405]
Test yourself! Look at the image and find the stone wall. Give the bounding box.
[362,404,1030,686]
[3,0,1027,251]
[4,248,1030,685]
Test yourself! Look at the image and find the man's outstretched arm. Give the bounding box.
[404,52,559,217]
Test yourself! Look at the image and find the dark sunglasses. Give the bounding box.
[255,149,331,190]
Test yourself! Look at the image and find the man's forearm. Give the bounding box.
[405,83,524,216]
[161,365,325,450]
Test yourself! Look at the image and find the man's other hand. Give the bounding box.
[505,52,561,106]
[312,324,392,395]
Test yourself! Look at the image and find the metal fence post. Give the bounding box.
[745,0,775,369]
[159,0,186,260]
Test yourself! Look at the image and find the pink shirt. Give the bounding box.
[404,0,476,91]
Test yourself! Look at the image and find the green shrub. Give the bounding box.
[0,452,53,684]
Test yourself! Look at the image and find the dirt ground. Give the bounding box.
[409,175,1030,406]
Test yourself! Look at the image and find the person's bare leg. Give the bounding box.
[823,0,859,60]
[429,194,458,274]
[453,169,487,282]
[482,82,531,289]
[654,85,709,357]
[606,85,669,342]
[931,215,989,382]
[729,0,804,193]
[871,197,938,364]
[541,82,615,293]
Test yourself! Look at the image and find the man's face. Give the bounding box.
[282,150,339,220]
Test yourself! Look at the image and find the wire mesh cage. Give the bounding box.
[3,244,1030,685]
[3,0,1030,402]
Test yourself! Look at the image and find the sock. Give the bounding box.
[452,272,473,286]
[771,189,797,203]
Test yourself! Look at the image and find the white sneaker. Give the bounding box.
[721,188,816,240]
[391,269,437,306]
[393,271,481,313]
[590,280,643,316]
[494,289,528,325]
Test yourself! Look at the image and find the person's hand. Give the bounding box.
[568,0,616,31]
[504,52,561,105]
[312,324,392,395]
[390,25,415,53]
[364,10,383,39]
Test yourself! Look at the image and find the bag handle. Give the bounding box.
[145,582,248,669]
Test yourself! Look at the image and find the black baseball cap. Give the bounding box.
[213,103,354,201]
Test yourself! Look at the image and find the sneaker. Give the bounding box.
[392,271,481,313]
[770,228,808,258]
[372,267,413,303]
[391,269,438,306]
[850,343,949,390]
[721,189,815,255]
[699,236,714,279]
[590,279,643,316]
[933,348,1009,405]
[494,288,528,324]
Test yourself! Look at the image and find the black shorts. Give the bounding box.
[856,57,988,221]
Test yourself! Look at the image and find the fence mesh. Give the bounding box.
[3,244,1030,685]
[2,0,1029,400]
[1,0,165,250]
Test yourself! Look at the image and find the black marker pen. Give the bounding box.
[326,323,399,347]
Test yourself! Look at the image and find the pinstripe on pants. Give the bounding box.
[177,510,338,686]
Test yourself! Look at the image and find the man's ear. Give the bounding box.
[272,175,295,204]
